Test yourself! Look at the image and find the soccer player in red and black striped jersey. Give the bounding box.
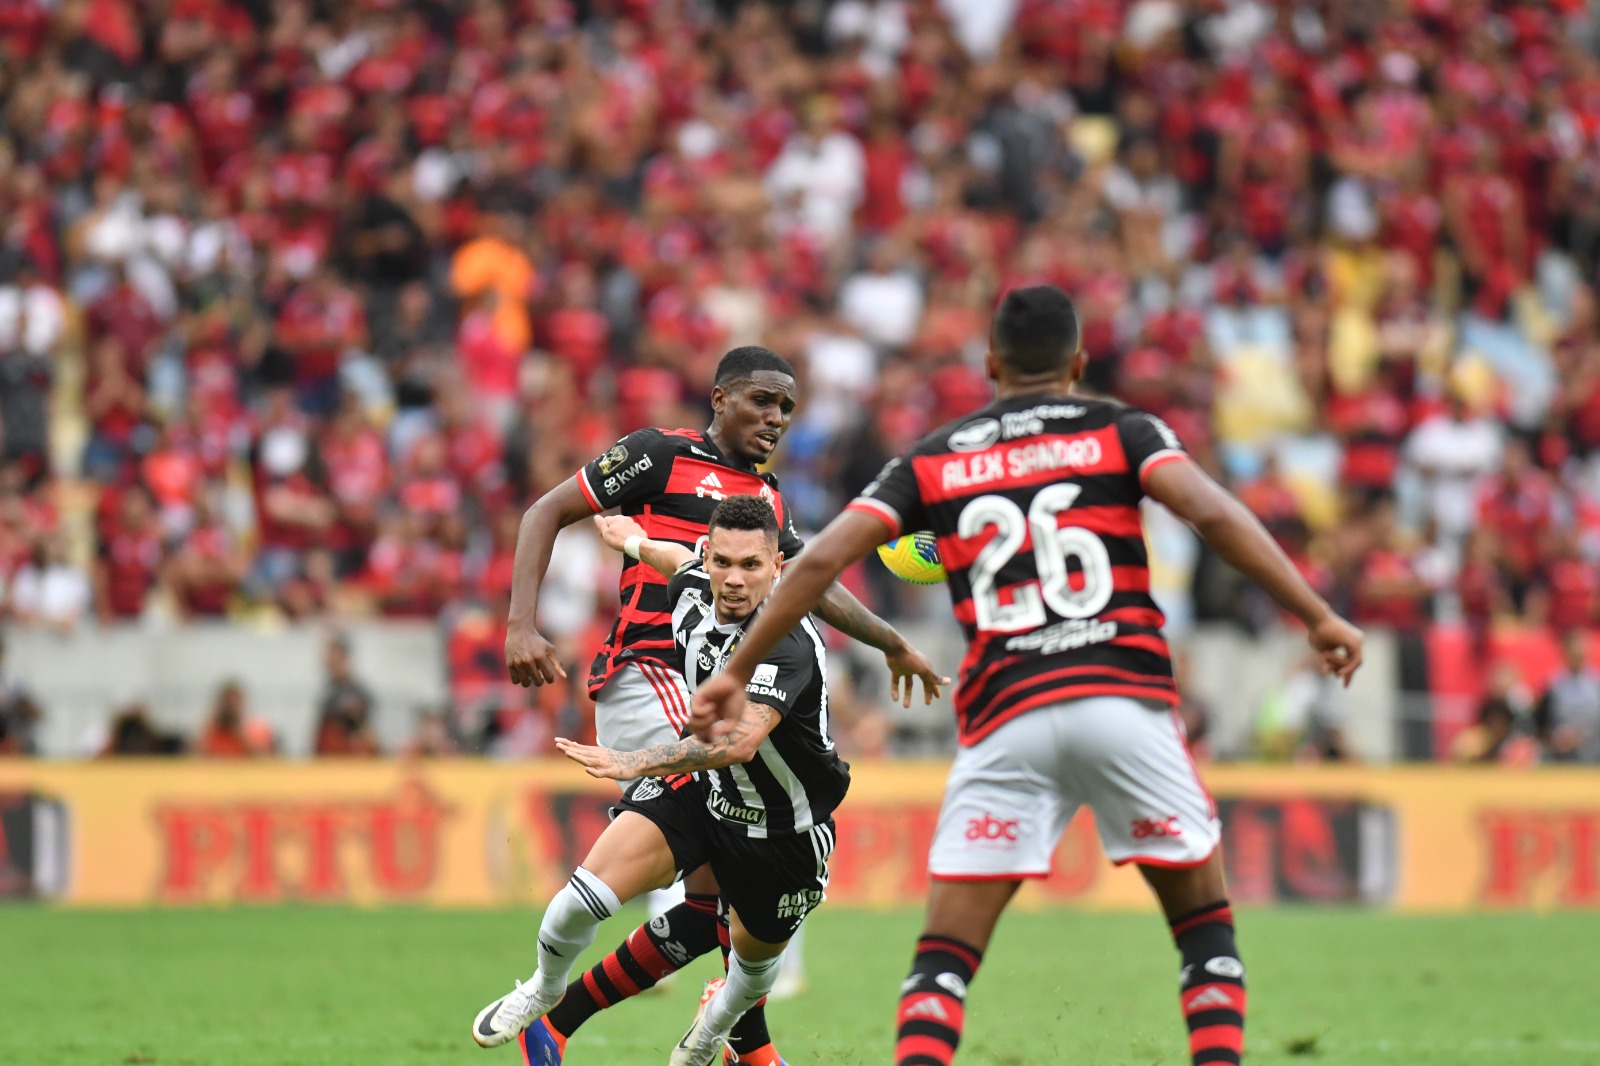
[692,288,1365,1066]
[501,346,944,1066]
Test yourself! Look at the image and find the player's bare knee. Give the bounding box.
[1139,850,1228,922]
[920,879,1018,952]
[578,812,679,901]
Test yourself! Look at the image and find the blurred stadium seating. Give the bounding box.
[1,0,1599,765]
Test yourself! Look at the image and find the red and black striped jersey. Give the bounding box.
[848,396,1189,745]
[576,427,804,695]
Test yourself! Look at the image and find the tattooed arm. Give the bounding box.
[813,581,948,707]
[556,703,781,780]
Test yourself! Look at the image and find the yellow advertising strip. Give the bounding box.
[0,761,1596,912]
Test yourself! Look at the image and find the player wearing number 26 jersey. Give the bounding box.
[848,398,1187,744]
[692,286,1365,1066]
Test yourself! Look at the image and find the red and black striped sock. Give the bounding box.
[895,935,983,1066]
[545,892,720,1038]
[1171,900,1247,1065]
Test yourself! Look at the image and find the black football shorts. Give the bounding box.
[618,774,834,944]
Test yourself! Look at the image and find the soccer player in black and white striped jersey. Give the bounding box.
[472,496,917,1066]
[499,347,944,1066]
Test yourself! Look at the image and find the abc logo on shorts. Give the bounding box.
[965,814,1020,842]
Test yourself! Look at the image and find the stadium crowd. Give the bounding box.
[2,0,1600,761]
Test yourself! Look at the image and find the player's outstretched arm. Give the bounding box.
[692,510,913,738]
[556,703,781,778]
[591,515,695,578]
[812,580,949,707]
[1144,458,1364,685]
[506,478,596,687]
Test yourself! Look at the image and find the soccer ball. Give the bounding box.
[876,532,946,585]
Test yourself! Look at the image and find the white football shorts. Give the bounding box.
[595,660,693,788]
[927,696,1220,879]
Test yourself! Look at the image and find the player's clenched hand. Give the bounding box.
[505,624,566,687]
[689,673,747,742]
[883,641,951,708]
[1308,614,1364,687]
[592,514,647,553]
[555,737,626,779]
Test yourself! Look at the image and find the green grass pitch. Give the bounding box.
[5,906,1599,1065]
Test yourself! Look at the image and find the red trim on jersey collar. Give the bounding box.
[686,426,762,474]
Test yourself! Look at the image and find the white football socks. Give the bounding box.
[774,923,805,992]
[535,867,621,998]
[703,948,783,1035]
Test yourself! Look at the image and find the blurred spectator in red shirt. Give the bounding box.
[196,679,274,758]
[1443,137,1527,318]
[1533,530,1600,631]
[274,267,368,415]
[85,266,161,375]
[1476,438,1559,600]
[251,390,333,593]
[542,263,611,390]
[1351,499,1435,630]
[81,338,146,483]
[166,487,246,619]
[141,419,204,539]
[94,484,162,621]
[1236,454,1302,539]
[366,510,454,618]
[1456,530,1510,634]
[320,395,388,570]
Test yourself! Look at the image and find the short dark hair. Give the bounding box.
[992,286,1081,374]
[708,494,780,543]
[714,346,795,386]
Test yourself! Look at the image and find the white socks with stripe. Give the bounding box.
[535,867,621,998]
[703,948,783,1035]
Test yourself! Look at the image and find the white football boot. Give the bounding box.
[668,979,733,1066]
[471,976,560,1048]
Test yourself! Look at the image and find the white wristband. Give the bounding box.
[623,535,644,560]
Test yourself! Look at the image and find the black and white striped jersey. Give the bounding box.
[666,561,850,838]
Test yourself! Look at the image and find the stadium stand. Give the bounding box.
[1,0,1599,762]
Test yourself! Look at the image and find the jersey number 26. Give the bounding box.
[957,485,1114,632]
